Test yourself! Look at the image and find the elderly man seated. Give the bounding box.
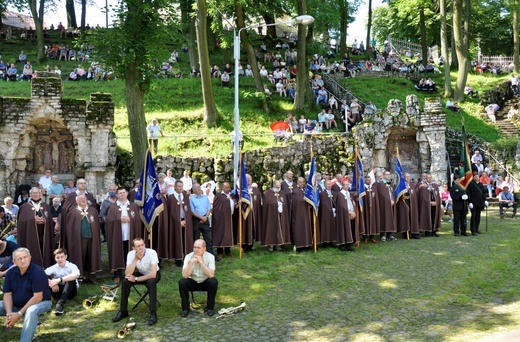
[499,186,517,219]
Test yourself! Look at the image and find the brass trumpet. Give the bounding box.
[0,220,16,240]
[82,295,100,309]
[117,318,136,339]
[216,302,247,319]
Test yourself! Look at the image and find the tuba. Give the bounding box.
[82,295,100,309]
[117,318,136,339]
[216,302,248,319]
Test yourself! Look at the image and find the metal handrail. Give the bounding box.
[478,147,520,186]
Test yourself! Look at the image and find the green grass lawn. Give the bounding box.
[3,209,520,341]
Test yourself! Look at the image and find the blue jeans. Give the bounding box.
[0,299,52,342]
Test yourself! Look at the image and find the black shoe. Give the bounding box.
[472,232,478,236]
[432,232,439,237]
[180,310,190,318]
[425,231,431,237]
[346,244,354,252]
[476,230,482,234]
[411,234,421,239]
[149,312,157,325]
[55,302,64,316]
[206,309,216,317]
[454,232,460,236]
[175,260,183,267]
[112,311,129,323]
[461,233,468,236]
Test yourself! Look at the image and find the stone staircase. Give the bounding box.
[494,98,520,138]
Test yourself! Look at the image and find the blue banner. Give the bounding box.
[394,153,407,202]
[304,157,319,214]
[239,157,251,219]
[137,149,164,232]
[355,151,365,210]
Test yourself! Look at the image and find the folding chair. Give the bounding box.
[131,282,161,311]
[101,284,120,302]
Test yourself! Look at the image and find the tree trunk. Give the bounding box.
[80,0,87,33]
[450,2,458,68]
[261,12,276,40]
[27,0,46,62]
[180,0,198,71]
[366,0,373,58]
[125,62,148,176]
[453,0,471,102]
[196,0,218,127]
[66,0,78,29]
[419,5,428,66]
[339,10,347,56]
[235,3,270,112]
[440,0,451,97]
[188,16,198,69]
[294,0,311,112]
[514,0,519,73]
[206,15,217,52]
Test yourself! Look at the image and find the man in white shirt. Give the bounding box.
[146,119,164,154]
[178,239,218,317]
[113,238,160,326]
[38,169,53,202]
[44,248,80,315]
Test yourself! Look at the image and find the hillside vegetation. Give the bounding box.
[0,36,509,157]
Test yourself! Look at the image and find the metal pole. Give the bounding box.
[106,0,109,28]
[233,28,241,186]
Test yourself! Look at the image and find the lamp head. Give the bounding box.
[295,15,315,26]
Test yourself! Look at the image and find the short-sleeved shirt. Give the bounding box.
[47,183,65,197]
[45,261,80,288]
[190,194,211,217]
[146,123,162,139]
[3,263,52,308]
[183,251,215,283]
[126,248,159,276]
[2,204,19,217]
[499,192,514,201]
[39,175,52,190]
[0,240,18,258]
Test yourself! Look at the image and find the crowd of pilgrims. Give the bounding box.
[2,164,491,283]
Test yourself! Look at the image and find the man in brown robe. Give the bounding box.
[331,174,343,193]
[281,170,295,236]
[242,174,262,252]
[261,180,291,251]
[362,175,380,244]
[318,179,336,246]
[373,171,397,241]
[17,187,54,268]
[395,178,411,238]
[154,193,170,260]
[62,178,96,212]
[416,174,442,236]
[212,182,236,258]
[105,187,143,282]
[335,181,355,251]
[291,177,313,250]
[61,195,102,283]
[406,173,421,239]
[167,180,194,266]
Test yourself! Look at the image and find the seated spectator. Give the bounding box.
[499,186,517,218]
[485,104,499,123]
[364,101,377,116]
[259,66,268,77]
[221,71,230,87]
[86,67,95,80]
[346,61,357,77]
[0,60,6,74]
[260,42,267,53]
[446,98,461,112]
[223,63,232,76]
[329,96,338,110]
[350,98,361,123]
[190,65,200,77]
[245,64,253,77]
[318,109,328,129]
[17,51,27,64]
[68,49,76,61]
[275,41,282,49]
[3,197,19,218]
[211,65,221,78]
[327,110,337,129]
[263,84,272,98]
[303,119,315,136]
[54,65,62,76]
[275,81,286,97]
[237,64,244,76]
[298,115,306,132]
[507,104,518,120]
[68,69,78,81]
[425,63,435,73]
[480,171,493,198]
[316,86,328,105]
[425,78,436,91]
[465,83,478,98]
[315,122,323,133]
[20,63,33,81]
[287,80,296,99]
[3,64,18,81]
[44,248,80,315]
[76,66,86,80]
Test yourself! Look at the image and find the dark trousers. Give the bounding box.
[178,277,218,311]
[81,238,92,275]
[453,209,467,234]
[470,207,482,233]
[114,240,130,279]
[148,139,159,154]
[120,271,161,313]
[430,206,438,231]
[193,220,213,255]
[51,281,77,303]
[500,202,517,215]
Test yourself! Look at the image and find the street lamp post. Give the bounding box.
[476,37,482,65]
[232,15,314,183]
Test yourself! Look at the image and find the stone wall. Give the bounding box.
[0,72,116,198]
[155,94,447,189]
